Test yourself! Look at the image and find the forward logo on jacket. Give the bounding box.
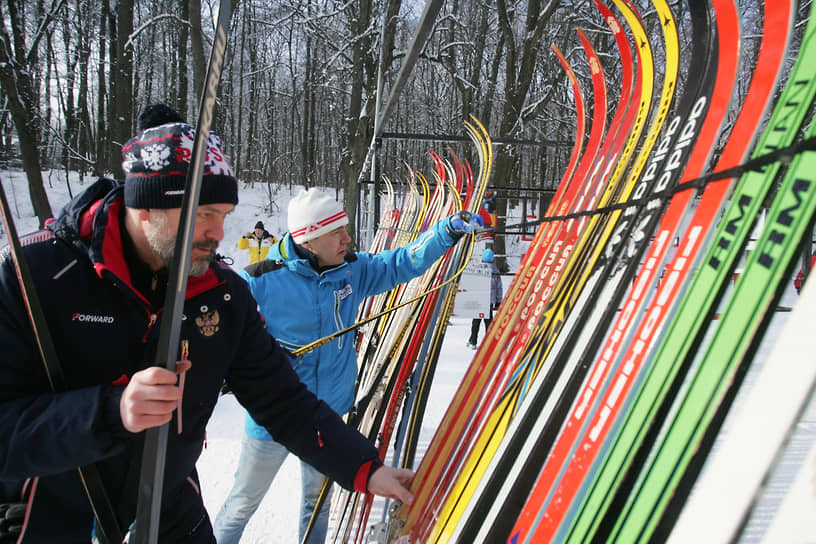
[71,312,115,324]
[195,309,220,336]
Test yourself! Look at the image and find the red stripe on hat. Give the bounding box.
[128,169,187,178]
[317,211,348,227]
[121,132,183,151]
[292,212,348,239]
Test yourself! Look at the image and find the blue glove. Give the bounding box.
[446,211,484,237]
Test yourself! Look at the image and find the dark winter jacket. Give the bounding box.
[0,178,379,542]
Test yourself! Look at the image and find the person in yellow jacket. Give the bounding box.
[237,221,277,264]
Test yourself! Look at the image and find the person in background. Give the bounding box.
[213,189,483,543]
[0,104,413,543]
[478,190,498,242]
[237,221,277,264]
[467,248,503,349]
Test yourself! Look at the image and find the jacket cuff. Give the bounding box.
[101,385,131,440]
[443,217,462,241]
[353,457,384,493]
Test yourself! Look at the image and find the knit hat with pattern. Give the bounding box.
[287,188,348,244]
[122,104,238,209]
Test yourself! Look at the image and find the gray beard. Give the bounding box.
[144,212,215,277]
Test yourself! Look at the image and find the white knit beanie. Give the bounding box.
[288,188,349,244]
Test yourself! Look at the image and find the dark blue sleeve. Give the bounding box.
[355,216,458,297]
[0,253,130,482]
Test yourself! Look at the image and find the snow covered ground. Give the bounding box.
[1,169,814,542]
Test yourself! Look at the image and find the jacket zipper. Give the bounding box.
[333,292,344,350]
[142,313,158,343]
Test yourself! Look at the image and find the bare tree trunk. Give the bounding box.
[189,0,205,104]
[76,3,93,178]
[341,0,371,228]
[0,98,12,159]
[302,25,315,187]
[234,7,247,175]
[61,12,77,175]
[342,0,401,231]
[491,0,560,271]
[245,3,260,185]
[286,22,300,189]
[109,0,134,178]
[0,0,53,224]
[95,0,108,177]
[177,0,190,118]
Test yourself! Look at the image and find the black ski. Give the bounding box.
[131,2,231,542]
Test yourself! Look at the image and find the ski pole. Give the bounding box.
[131,1,230,542]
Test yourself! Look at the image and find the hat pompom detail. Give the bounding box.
[138,103,185,131]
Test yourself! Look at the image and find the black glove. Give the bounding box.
[0,503,26,543]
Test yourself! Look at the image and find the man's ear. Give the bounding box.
[135,208,151,221]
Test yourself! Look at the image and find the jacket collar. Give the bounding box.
[274,232,353,277]
[55,178,225,303]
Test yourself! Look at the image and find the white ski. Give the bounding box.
[668,275,816,543]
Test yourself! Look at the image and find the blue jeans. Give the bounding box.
[212,435,332,543]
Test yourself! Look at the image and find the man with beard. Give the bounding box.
[0,104,413,543]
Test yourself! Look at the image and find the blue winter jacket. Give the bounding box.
[0,179,380,542]
[240,220,459,440]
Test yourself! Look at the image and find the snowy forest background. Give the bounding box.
[2,0,810,268]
